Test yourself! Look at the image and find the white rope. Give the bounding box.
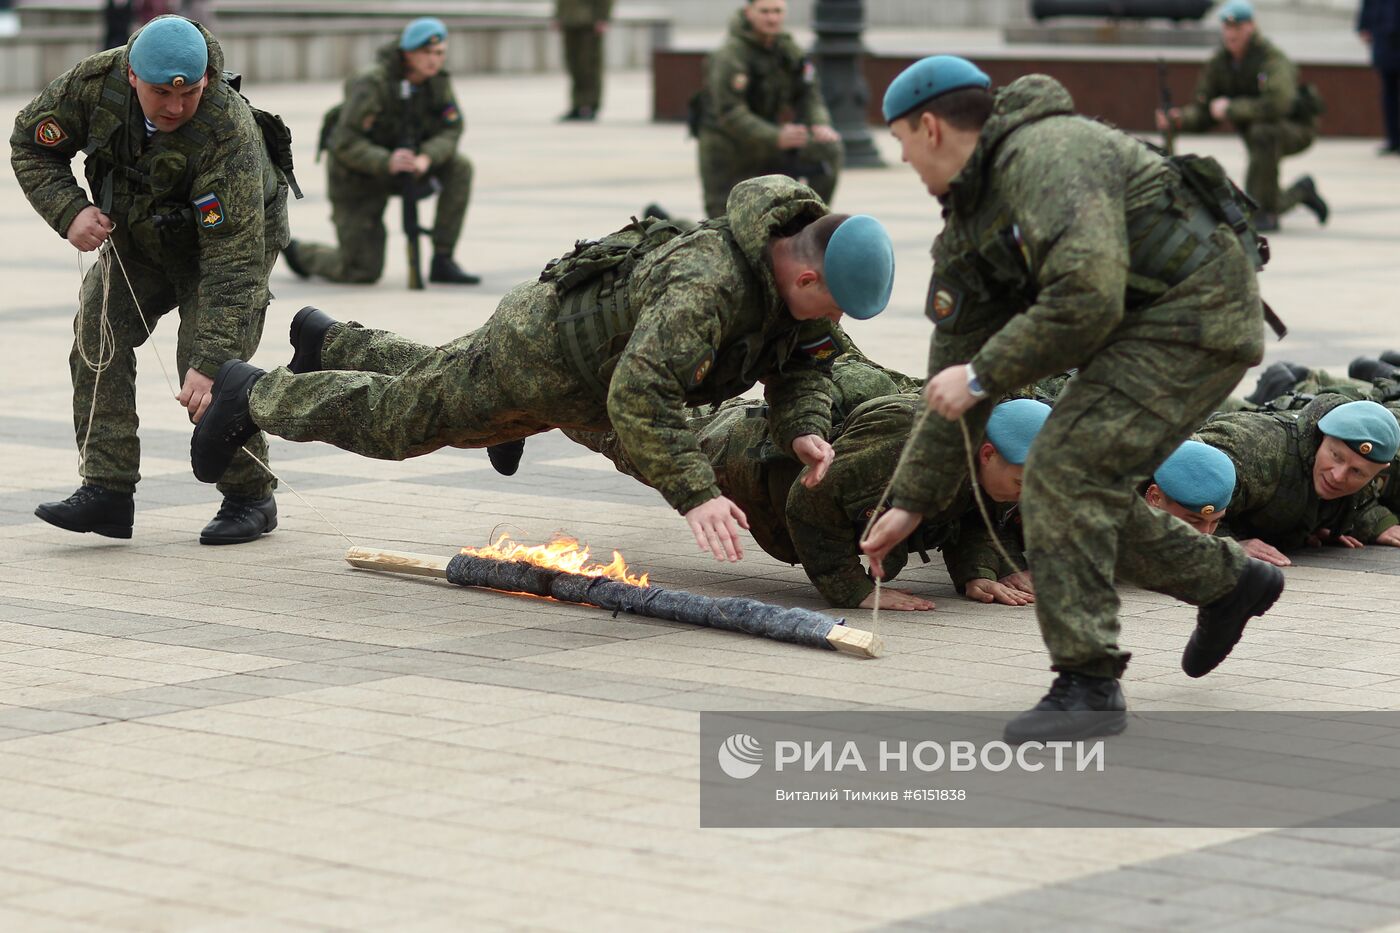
[81,235,358,547]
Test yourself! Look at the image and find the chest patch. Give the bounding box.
[35,117,67,147]
[193,192,225,229]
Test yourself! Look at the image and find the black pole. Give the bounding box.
[812,0,883,168]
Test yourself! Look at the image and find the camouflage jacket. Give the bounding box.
[603,176,838,513]
[1196,394,1399,547]
[698,9,832,146]
[889,75,1264,513]
[10,21,290,377]
[555,0,613,26]
[327,41,464,178]
[1178,35,1312,131]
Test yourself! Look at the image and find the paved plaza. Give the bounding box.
[3,62,1400,931]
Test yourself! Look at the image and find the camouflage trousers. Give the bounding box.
[1240,119,1315,214]
[296,153,474,284]
[72,246,276,500]
[697,129,843,218]
[562,25,605,111]
[249,280,611,458]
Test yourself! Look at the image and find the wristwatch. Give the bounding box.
[965,363,989,400]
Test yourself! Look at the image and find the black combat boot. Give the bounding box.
[1349,357,1400,383]
[642,203,672,221]
[34,484,134,539]
[559,107,582,121]
[288,305,338,374]
[200,495,277,545]
[1003,671,1127,744]
[281,240,309,279]
[191,360,265,484]
[1181,558,1285,678]
[486,439,526,476]
[429,254,481,285]
[1244,361,1304,406]
[1289,175,1329,225]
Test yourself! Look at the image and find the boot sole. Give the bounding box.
[34,507,132,539]
[200,515,278,546]
[1182,565,1285,678]
[1003,710,1127,745]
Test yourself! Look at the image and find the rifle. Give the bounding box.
[399,79,424,291]
[1157,58,1176,156]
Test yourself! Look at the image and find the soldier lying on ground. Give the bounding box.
[188,176,896,563]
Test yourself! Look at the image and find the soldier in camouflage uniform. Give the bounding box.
[694,0,843,218]
[864,57,1285,743]
[192,176,895,562]
[565,391,1047,611]
[555,0,613,121]
[283,18,479,286]
[1158,0,1327,232]
[10,15,290,545]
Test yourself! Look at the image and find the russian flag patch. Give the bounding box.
[193,192,224,229]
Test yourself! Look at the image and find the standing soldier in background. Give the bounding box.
[693,0,843,218]
[1157,0,1328,232]
[283,18,480,286]
[555,0,612,121]
[10,15,291,544]
[1359,0,1400,155]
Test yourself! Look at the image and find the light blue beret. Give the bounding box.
[1318,400,1400,463]
[882,55,991,123]
[1154,440,1235,515]
[1218,0,1254,23]
[986,399,1052,466]
[824,215,894,320]
[401,17,447,51]
[129,17,207,87]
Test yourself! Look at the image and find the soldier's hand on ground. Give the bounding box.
[1209,96,1231,122]
[860,507,922,579]
[1310,527,1365,549]
[966,579,1035,606]
[858,587,935,611]
[684,495,749,562]
[66,206,113,252]
[999,571,1035,595]
[178,368,216,423]
[1240,537,1292,566]
[925,365,977,420]
[388,148,419,174]
[777,123,810,148]
[811,125,840,144]
[792,434,834,488]
[1374,526,1400,547]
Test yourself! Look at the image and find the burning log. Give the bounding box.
[344,536,882,659]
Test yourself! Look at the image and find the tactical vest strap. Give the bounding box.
[557,270,621,401]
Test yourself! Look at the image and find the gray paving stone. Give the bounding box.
[0,708,114,733]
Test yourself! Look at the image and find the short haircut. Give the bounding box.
[789,212,849,270]
[902,87,995,132]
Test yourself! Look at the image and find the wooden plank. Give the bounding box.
[826,624,883,660]
[344,547,451,578]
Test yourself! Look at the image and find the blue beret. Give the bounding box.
[824,215,894,320]
[1318,400,1400,463]
[986,399,1052,466]
[1154,441,1235,515]
[129,17,207,87]
[1218,0,1254,23]
[401,17,447,51]
[882,55,991,123]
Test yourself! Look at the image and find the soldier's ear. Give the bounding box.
[1145,484,1163,507]
[127,67,138,90]
[795,268,821,290]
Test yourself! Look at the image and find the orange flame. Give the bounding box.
[461,533,650,587]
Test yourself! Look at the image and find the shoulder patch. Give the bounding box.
[442,103,460,123]
[798,335,838,361]
[927,277,962,325]
[193,192,225,229]
[361,114,376,131]
[686,348,716,389]
[731,72,749,93]
[34,117,67,147]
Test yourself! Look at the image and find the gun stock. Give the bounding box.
[400,80,425,291]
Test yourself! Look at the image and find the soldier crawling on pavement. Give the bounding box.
[10,15,293,545]
[189,176,896,563]
[282,18,480,286]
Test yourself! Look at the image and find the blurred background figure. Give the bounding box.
[102,0,171,51]
[555,0,612,121]
[1359,0,1400,154]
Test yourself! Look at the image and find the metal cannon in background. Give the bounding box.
[1030,0,1214,20]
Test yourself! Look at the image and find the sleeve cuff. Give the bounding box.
[669,483,724,515]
